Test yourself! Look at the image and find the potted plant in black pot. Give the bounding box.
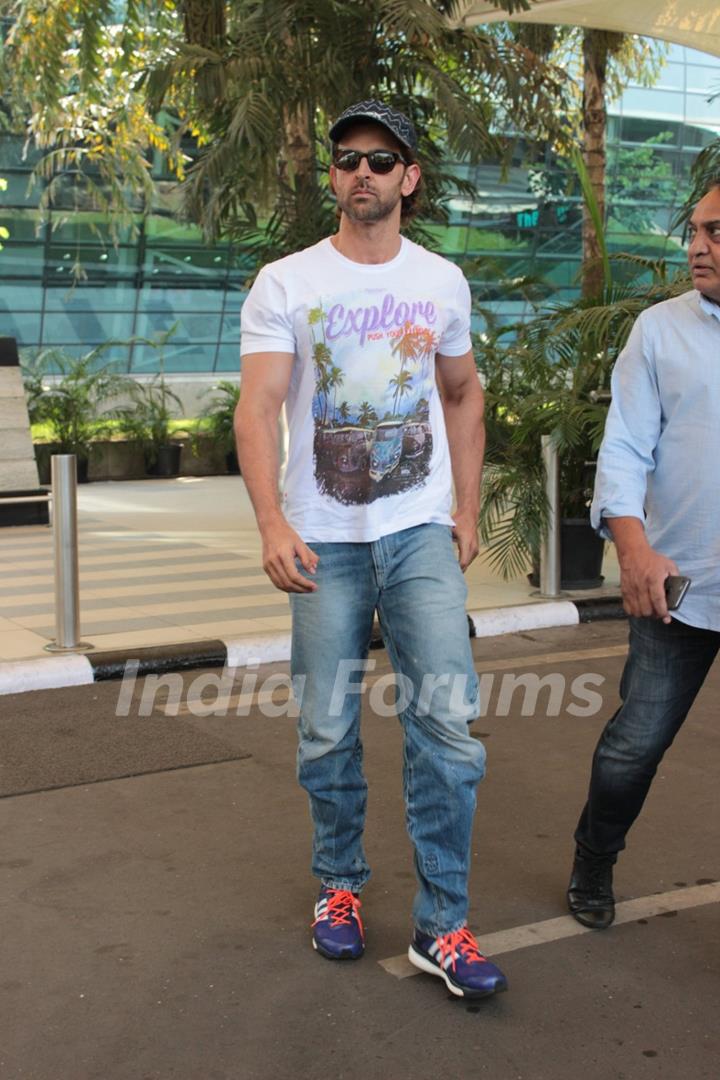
[22,346,131,483]
[477,258,691,588]
[194,379,241,473]
[116,375,187,477]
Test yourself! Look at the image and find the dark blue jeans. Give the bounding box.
[574,616,719,861]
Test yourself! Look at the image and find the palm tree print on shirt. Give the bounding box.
[308,300,437,505]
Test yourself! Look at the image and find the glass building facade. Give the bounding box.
[1,42,718,371]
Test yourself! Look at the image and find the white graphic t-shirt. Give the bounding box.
[240,236,472,542]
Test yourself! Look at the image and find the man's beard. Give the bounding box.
[336,183,402,223]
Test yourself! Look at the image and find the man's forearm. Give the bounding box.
[235,410,285,531]
[606,516,650,564]
[443,393,485,515]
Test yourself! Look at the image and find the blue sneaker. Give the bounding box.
[311,887,364,960]
[408,926,508,998]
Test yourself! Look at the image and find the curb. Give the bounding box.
[0,598,624,697]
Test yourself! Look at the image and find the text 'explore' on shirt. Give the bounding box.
[590,289,720,631]
[240,236,472,543]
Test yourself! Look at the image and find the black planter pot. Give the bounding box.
[76,456,90,484]
[529,517,605,590]
[225,449,240,475]
[559,517,605,589]
[146,443,183,478]
[35,446,90,484]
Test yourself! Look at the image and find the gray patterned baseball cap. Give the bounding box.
[329,100,418,154]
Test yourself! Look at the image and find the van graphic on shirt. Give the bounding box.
[308,293,438,506]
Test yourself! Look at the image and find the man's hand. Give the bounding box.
[261,519,319,593]
[451,509,480,572]
[610,518,679,623]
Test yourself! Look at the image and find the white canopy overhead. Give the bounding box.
[454,0,720,59]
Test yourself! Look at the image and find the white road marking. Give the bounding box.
[379,882,720,979]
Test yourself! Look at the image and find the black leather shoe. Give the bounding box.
[567,855,615,929]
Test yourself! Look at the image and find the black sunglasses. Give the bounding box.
[333,148,408,174]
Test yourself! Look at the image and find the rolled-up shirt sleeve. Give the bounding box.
[590,314,662,539]
[240,267,295,356]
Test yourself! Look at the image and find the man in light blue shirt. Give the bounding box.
[567,178,720,930]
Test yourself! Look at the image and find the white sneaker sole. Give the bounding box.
[407,943,507,999]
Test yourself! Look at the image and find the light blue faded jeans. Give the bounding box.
[289,523,485,936]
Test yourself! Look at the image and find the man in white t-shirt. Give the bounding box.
[235,100,507,1000]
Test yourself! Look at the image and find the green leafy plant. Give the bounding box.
[113,324,187,468]
[21,345,132,463]
[194,379,241,464]
[115,376,186,467]
[477,258,691,579]
[4,0,571,264]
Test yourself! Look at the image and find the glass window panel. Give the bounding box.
[138,285,224,312]
[41,309,135,345]
[680,123,720,149]
[49,213,139,245]
[215,344,241,372]
[130,342,217,374]
[0,209,44,241]
[0,245,45,277]
[619,88,686,121]
[229,251,257,278]
[654,63,685,91]
[135,311,222,343]
[685,65,719,94]
[220,310,240,342]
[28,343,131,370]
[0,282,43,310]
[44,283,138,312]
[619,116,682,144]
[46,244,139,275]
[0,172,42,206]
[142,245,229,277]
[684,94,720,127]
[683,47,720,65]
[145,216,208,244]
[0,310,40,345]
[0,137,27,169]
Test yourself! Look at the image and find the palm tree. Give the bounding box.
[3,1,571,259]
[328,364,344,426]
[414,396,430,420]
[312,342,332,373]
[337,401,351,425]
[357,401,378,427]
[315,366,332,425]
[508,24,667,297]
[392,325,423,371]
[388,369,413,417]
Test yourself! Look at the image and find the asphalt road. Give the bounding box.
[1,621,718,1080]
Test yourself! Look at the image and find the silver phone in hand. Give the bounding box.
[664,575,691,610]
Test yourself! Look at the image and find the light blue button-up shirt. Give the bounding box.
[591,289,720,631]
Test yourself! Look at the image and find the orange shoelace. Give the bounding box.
[312,889,364,939]
[436,927,488,971]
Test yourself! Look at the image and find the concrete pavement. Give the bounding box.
[1,621,718,1080]
[0,476,622,694]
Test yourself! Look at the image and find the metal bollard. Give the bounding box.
[538,434,562,598]
[44,455,93,653]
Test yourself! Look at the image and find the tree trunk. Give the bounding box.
[582,29,608,299]
[581,29,626,297]
[180,0,227,108]
[280,101,316,196]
